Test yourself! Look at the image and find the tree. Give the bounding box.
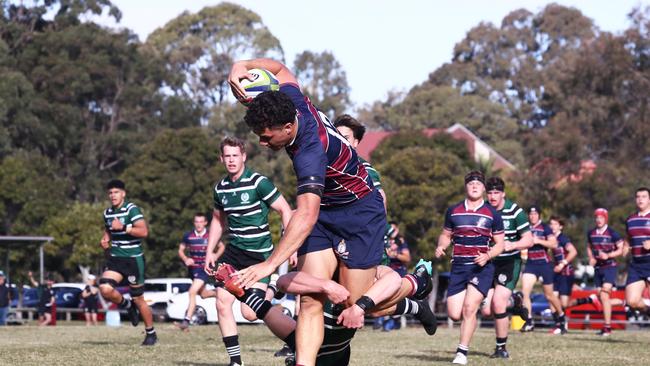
[293,50,351,117]
[373,133,472,267]
[121,128,224,276]
[145,2,284,117]
[43,202,106,279]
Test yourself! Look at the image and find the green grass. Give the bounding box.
[0,322,649,365]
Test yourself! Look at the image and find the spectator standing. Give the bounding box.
[29,271,54,326]
[0,270,10,326]
[81,274,100,326]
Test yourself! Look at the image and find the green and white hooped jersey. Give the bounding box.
[214,168,281,253]
[360,157,382,190]
[104,201,145,257]
[496,199,530,259]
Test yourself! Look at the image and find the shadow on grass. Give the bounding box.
[570,337,642,345]
[175,362,226,366]
[395,350,492,362]
[81,341,124,345]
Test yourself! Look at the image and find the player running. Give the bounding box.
[585,208,625,336]
[176,213,217,330]
[204,136,293,366]
[482,177,532,358]
[624,187,650,322]
[549,216,577,332]
[436,171,505,365]
[228,58,387,365]
[520,206,566,333]
[98,179,157,345]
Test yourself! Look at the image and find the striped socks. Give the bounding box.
[394,298,420,315]
[223,335,242,365]
[456,343,469,356]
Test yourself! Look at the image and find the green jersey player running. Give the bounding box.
[482,177,533,358]
[98,179,157,346]
[204,136,293,366]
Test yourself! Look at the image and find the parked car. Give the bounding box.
[166,287,296,325]
[143,278,193,320]
[52,283,86,308]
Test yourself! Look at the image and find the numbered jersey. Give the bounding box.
[281,83,373,207]
[214,168,281,253]
[103,201,145,257]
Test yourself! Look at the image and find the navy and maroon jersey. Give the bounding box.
[280,83,373,207]
[443,200,504,265]
[553,232,575,276]
[528,222,554,264]
[182,229,209,268]
[587,226,623,268]
[626,212,650,264]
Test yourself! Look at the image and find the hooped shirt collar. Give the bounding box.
[464,199,485,212]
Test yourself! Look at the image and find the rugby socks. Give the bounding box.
[394,298,420,315]
[456,344,469,356]
[496,337,507,350]
[119,297,131,309]
[405,273,420,296]
[240,291,272,320]
[283,330,296,352]
[145,326,156,335]
[183,316,191,323]
[223,335,242,365]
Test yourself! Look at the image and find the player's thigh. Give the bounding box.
[338,263,377,305]
[625,280,645,304]
[189,279,205,295]
[463,285,485,317]
[600,282,613,295]
[297,248,338,280]
[447,291,466,320]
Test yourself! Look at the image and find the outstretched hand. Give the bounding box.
[234,261,275,289]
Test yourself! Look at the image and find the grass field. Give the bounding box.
[1,322,649,365]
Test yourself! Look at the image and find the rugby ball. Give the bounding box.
[240,68,280,104]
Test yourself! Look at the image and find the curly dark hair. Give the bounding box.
[333,114,366,141]
[244,91,296,133]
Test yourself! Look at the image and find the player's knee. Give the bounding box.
[462,302,478,319]
[448,309,462,322]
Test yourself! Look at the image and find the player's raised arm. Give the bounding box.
[229,58,298,102]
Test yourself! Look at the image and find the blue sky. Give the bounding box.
[98,0,646,108]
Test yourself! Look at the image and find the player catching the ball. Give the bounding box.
[228,58,388,366]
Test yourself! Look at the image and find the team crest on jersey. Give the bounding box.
[127,275,136,284]
[336,239,349,260]
[504,221,510,229]
[498,274,507,284]
[222,196,228,205]
[470,276,479,286]
[240,192,250,203]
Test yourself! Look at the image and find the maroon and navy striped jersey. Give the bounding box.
[528,222,554,264]
[553,232,575,275]
[626,211,650,264]
[444,200,504,265]
[182,229,209,268]
[587,226,623,268]
[281,83,373,207]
